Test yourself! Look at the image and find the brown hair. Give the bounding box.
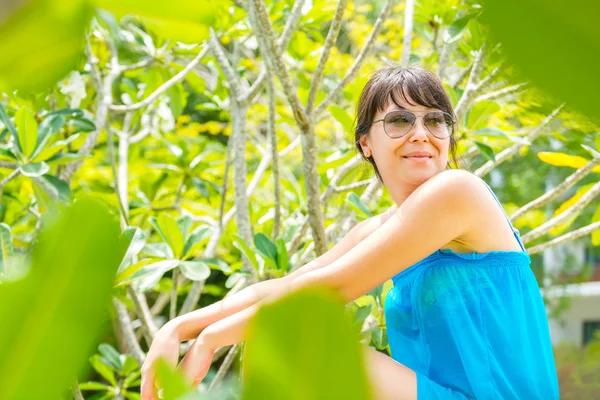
[354,65,461,183]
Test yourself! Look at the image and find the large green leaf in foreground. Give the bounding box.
[482,0,599,120]
[241,285,374,400]
[0,196,122,399]
[0,0,93,93]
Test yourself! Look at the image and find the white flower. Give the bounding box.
[153,99,175,132]
[59,71,87,108]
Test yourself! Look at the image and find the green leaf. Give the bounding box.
[328,104,355,133]
[242,285,371,400]
[15,107,38,158]
[0,223,13,281]
[95,0,216,25]
[98,343,123,371]
[254,233,277,263]
[370,326,388,350]
[466,100,500,130]
[345,192,372,220]
[78,381,111,391]
[179,260,210,281]
[31,133,81,163]
[353,304,373,328]
[31,174,72,203]
[474,141,496,162]
[182,225,213,259]
[118,227,146,273]
[150,214,185,258]
[0,196,122,399]
[130,259,180,292]
[444,12,480,44]
[90,354,118,386]
[275,238,289,271]
[0,105,20,154]
[19,162,49,177]
[33,114,65,159]
[481,0,599,119]
[0,0,93,93]
[232,235,258,271]
[154,358,193,399]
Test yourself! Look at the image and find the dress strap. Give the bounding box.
[478,177,526,252]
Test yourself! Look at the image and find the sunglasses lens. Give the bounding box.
[384,111,414,138]
[424,112,453,138]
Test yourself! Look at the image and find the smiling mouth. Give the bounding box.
[403,156,432,158]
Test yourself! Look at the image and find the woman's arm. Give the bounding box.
[186,170,484,352]
[168,210,394,341]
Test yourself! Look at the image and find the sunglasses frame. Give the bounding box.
[371,110,456,139]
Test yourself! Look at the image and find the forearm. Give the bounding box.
[197,266,340,350]
[170,260,320,341]
[168,278,280,341]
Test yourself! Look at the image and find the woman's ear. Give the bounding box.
[359,135,371,157]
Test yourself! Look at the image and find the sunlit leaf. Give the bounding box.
[0,196,122,399]
[0,0,93,93]
[482,0,599,119]
[0,223,13,281]
[242,285,372,400]
[15,107,38,158]
[179,260,210,281]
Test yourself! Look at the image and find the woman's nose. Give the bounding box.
[408,118,430,141]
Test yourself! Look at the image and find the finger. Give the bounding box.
[140,369,158,400]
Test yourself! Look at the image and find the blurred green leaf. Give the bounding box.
[15,107,38,158]
[346,192,372,220]
[232,235,259,271]
[466,100,500,130]
[242,285,372,400]
[329,104,355,133]
[151,214,185,258]
[118,226,146,273]
[179,260,210,281]
[19,162,49,177]
[98,343,123,371]
[474,141,495,162]
[444,12,480,44]
[275,238,289,272]
[90,354,118,386]
[254,232,277,264]
[0,196,122,400]
[0,223,13,281]
[95,0,216,25]
[482,0,599,119]
[154,358,195,399]
[0,0,93,93]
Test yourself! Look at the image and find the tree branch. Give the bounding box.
[527,221,600,255]
[521,179,600,244]
[401,0,415,66]
[474,104,564,177]
[109,46,209,114]
[473,82,529,104]
[242,0,307,104]
[209,30,244,100]
[249,0,309,129]
[314,0,394,117]
[113,297,145,365]
[453,41,488,124]
[511,157,600,221]
[305,0,348,114]
[207,343,240,392]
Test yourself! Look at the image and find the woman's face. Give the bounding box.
[359,92,451,189]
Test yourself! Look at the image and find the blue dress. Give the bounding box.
[384,178,559,399]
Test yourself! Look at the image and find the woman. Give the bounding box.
[141,66,559,399]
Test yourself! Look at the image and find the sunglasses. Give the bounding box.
[371,110,456,139]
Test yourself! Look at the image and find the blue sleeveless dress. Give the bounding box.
[383,178,559,399]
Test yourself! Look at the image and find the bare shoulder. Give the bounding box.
[406,169,490,211]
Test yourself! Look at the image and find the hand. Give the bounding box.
[177,334,216,387]
[141,323,181,400]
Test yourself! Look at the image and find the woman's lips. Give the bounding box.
[403,156,432,163]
